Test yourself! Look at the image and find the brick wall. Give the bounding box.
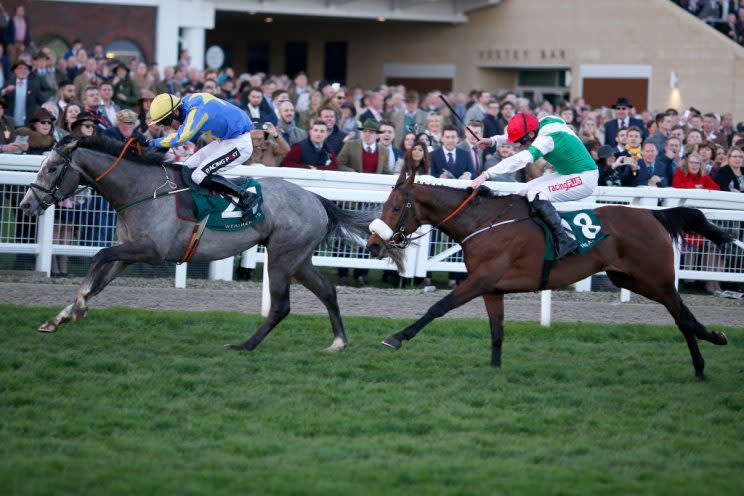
[13,1,156,62]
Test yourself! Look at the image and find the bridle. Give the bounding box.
[27,149,88,210]
[385,181,479,249]
[387,186,423,248]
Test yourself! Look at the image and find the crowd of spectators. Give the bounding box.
[672,0,744,45]
[0,7,742,290]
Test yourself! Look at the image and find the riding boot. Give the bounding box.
[531,198,577,259]
[203,174,258,220]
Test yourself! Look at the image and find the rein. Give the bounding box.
[386,187,479,249]
[95,137,141,182]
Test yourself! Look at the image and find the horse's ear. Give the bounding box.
[404,162,416,185]
[55,136,81,158]
[394,166,407,188]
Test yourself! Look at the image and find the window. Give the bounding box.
[246,41,269,74]
[324,42,347,85]
[105,39,145,63]
[285,41,308,78]
[517,70,569,88]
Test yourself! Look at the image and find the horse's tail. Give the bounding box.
[651,207,733,248]
[315,194,377,247]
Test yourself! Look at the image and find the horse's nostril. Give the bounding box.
[20,202,30,210]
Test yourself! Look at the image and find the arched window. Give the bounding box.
[37,35,70,59]
[104,39,145,63]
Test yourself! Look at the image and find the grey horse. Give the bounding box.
[20,135,396,352]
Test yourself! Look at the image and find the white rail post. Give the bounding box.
[240,246,259,270]
[574,276,592,292]
[35,206,54,276]
[540,290,552,327]
[261,251,270,317]
[174,263,187,288]
[209,256,234,281]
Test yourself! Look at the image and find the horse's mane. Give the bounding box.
[414,180,519,201]
[63,134,167,166]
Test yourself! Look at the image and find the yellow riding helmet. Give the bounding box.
[150,94,182,124]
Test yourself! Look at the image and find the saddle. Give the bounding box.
[170,164,263,230]
[532,209,608,261]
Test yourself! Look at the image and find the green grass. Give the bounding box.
[1,305,743,495]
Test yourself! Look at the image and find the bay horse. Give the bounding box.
[20,135,391,352]
[366,166,738,379]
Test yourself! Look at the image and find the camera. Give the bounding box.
[261,123,270,131]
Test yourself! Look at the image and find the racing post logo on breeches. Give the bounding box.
[202,148,240,175]
[548,176,583,193]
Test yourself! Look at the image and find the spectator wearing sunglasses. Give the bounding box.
[70,111,98,137]
[15,108,56,154]
[603,97,647,148]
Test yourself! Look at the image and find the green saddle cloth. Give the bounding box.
[191,178,264,230]
[535,209,608,261]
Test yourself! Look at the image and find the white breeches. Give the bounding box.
[185,133,254,184]
[521,169,599,202]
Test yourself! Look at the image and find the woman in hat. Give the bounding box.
[111,62,140,109]
[15,108,57,154]
[69,111,97,137]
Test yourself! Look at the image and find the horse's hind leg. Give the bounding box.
[293,259,348,352]
[606,270,726,379]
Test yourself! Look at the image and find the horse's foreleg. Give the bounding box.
[293,259,348,353]
[382,276,486,350]
[483,293,505,368]
[37,240,161,333]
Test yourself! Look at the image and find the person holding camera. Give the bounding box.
[246,121,289,166]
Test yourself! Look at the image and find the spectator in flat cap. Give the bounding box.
[103,108,147,144]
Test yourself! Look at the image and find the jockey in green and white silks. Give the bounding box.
[471,113,599,258]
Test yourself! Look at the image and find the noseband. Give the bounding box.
[388,186,422,249]
[28,150,77,209]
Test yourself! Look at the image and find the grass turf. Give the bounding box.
[1,304,743,495]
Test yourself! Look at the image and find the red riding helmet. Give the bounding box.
[506,113,539,143]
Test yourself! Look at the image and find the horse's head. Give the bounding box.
[20,136,85,217]
[367,165,421,259]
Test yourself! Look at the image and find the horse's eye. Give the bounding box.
[393,206,401,212]
[48,167,58,173]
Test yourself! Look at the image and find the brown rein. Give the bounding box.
[95,137,142,182]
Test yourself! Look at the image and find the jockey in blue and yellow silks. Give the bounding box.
[148,93,258,218]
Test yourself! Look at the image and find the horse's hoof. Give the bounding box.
[37,321,58,333]
[224,343,247,351]
[695,370,706,381]
[381,336,402,350]
[323,343,347,353]
[712,331,728,346]
[71,306,88,322]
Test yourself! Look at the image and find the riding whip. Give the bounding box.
[438,94,481,142]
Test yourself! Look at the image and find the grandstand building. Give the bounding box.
[34,0,744,115]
